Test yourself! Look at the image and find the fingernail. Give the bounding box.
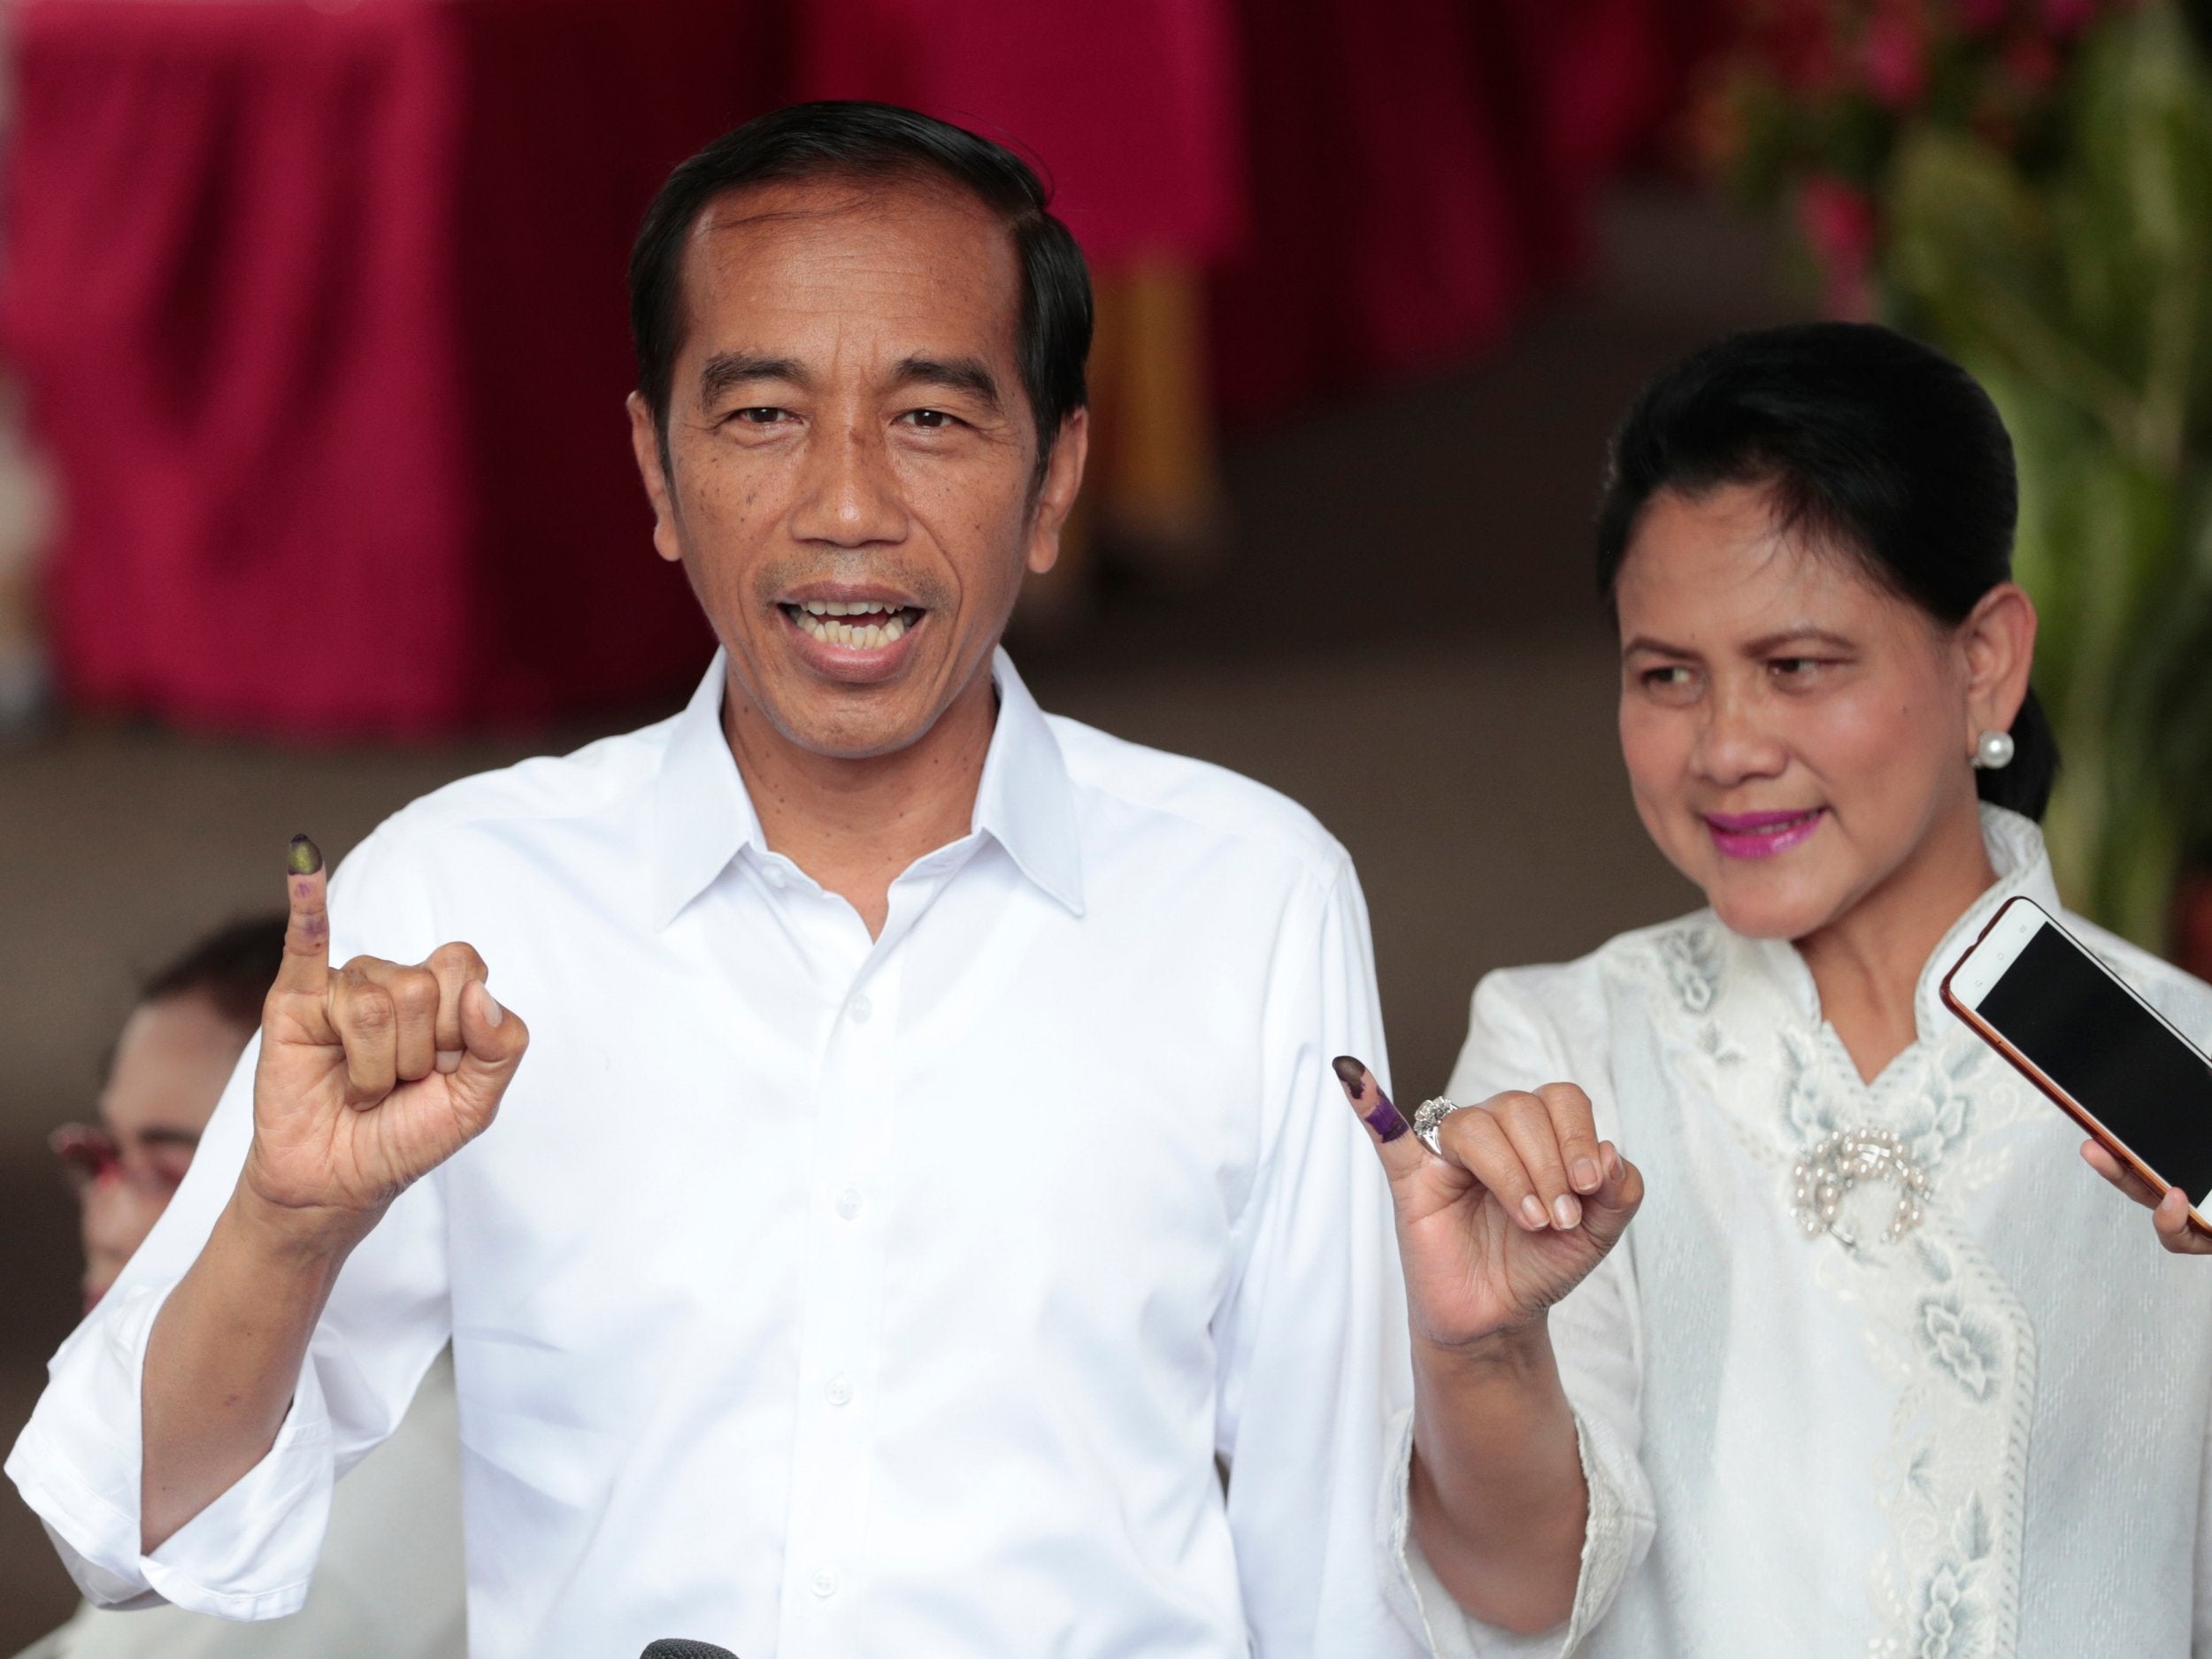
[1552,1194,1583,1230]
[1606,1147,1624,1183]
[1333,1056,1408,1143]
[287,833,323,876]
[1571,1157,1601,1193]
[481,987,504,1027]
[1519,1194,1548,1229]
[434,1049,464,1074]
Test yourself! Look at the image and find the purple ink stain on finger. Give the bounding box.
[1333,1055,1409,1142]
[1363,1094,1410,1142]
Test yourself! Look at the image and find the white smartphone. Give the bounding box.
[1942,895,2212,1232]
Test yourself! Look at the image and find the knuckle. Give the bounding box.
[351,988,396,1031]
[430,940,486,978]
[1537,1079,1591,1105]
[392,970,441,1015]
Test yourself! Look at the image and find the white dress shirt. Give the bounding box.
[8,650,1607,1659]
[1447,807,2212,1656]
[17,1351,464,1659]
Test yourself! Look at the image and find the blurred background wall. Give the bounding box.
[1,0,2207,1643]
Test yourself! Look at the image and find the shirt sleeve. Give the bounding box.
[4,826,457,1619]
[1380,967,1655,1656]
[1211,856,1428,1656]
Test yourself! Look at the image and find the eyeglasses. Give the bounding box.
[50,1124,194,1201]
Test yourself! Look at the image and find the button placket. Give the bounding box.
[774,949,902,1656]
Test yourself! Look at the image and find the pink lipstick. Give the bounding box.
[1704,807,1826,860]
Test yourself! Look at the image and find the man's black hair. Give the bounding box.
[1595,321,2060,822]
[629,101,1092,478]
[141,915,287,1033]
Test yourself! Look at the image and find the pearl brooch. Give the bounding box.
[1792,1125,1931,1246]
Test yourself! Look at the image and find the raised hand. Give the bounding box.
[1334,1057,1640,1352]
[2079,1140,2212,1256]
[243,835,528,1226]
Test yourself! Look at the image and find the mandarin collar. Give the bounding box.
[1738,806,2062,1046]
[649,647,1084,928]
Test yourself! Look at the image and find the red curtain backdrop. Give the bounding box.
[798,0,1244,268]
[4,0,1724,736]
[1211,0,1726,421]
[4,0,780,736]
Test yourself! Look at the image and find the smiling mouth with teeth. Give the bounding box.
[782,599,926,649]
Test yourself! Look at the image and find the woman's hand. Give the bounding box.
[2079,1140,2212,1256]
[1333,1057,1640,1352]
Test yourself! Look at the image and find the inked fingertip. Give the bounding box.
[287,833,324,876]
[1331,1055,1368,1102]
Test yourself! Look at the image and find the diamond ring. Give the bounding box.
[1412,1096,1468,1156]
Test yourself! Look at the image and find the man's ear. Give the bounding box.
[627,392,683,565]
[1961,580,2038,750]
[1024,407,1091,577]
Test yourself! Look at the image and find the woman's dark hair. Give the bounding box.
[141,914,288,1033]
[1594,320,2059,821]
[629,101,1092,480]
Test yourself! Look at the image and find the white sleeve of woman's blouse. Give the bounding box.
[1381,966,1655,1656]
[4,826,457,1620]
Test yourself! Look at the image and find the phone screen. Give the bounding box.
[1976,920,2212,1204]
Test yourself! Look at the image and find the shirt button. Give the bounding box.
[847,993,873,1024]
[825,1373,853,1407]
[811,1567,838,1598]
[835,1187,864,1220]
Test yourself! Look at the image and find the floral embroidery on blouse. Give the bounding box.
[1633,913,2038,1659]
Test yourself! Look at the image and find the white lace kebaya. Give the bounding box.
[1438,807,2212,1658]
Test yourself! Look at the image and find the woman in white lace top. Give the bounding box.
[1429,324,2212,1655]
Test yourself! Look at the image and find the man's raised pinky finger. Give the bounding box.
[276,834,332,996]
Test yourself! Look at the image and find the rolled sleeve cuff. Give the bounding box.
[1379,1402,1653,1658]
[5,1282,335,1619]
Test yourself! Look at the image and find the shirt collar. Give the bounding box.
[649,646,1085,928]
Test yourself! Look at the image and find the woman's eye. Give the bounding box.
[1640,665,1694,692]
[1770,657,1824,681]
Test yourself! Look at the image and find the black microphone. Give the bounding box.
[640,1644,736,1659]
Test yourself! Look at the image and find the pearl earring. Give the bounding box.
[1973,730,2015,771]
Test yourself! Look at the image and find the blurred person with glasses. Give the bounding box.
[14,917,464,1659]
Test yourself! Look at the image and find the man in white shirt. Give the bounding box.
[9,102,1646,1657]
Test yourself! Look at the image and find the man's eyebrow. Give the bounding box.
[698,351,809,405]
[134,1126,202,1151]
[889,355,1002,411]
